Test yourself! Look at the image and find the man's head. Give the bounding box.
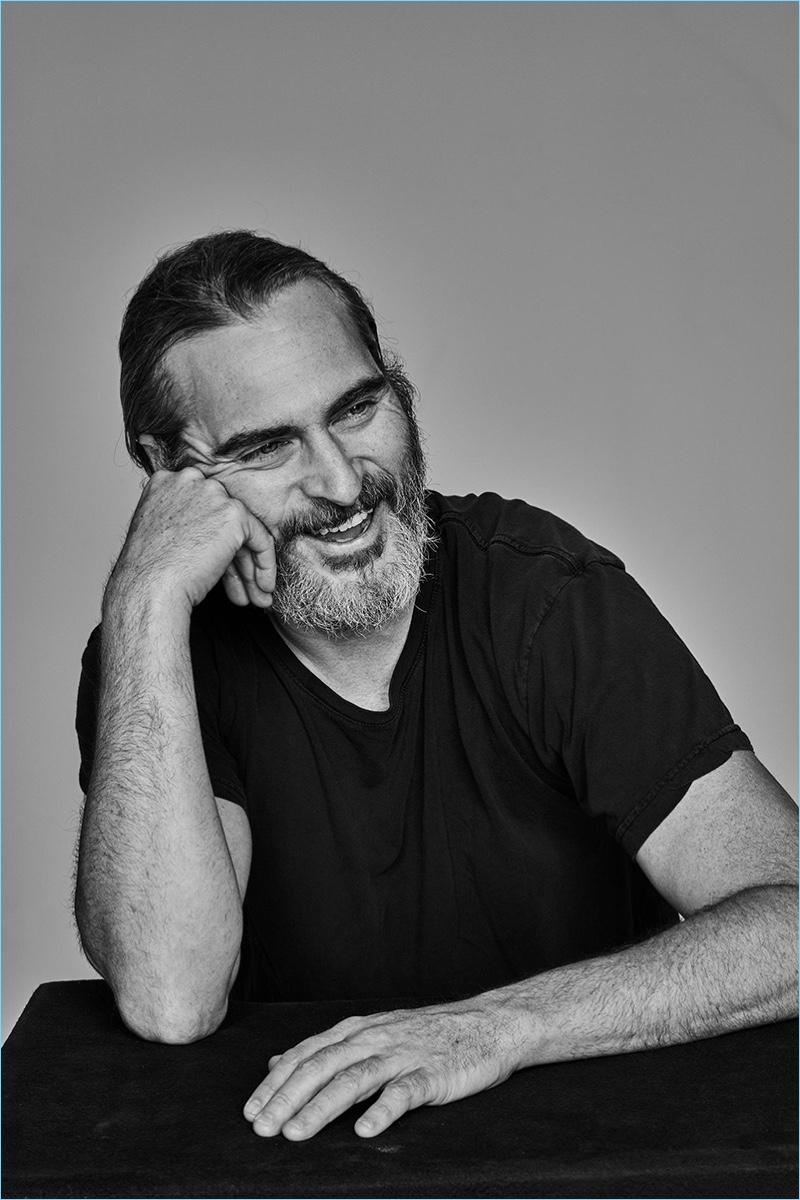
[120,230,414,472]
[119,232,433,636]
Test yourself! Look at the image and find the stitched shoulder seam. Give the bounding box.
[519,560,625,715]
[437,509,618,574]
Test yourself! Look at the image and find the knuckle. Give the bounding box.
[337,1057,381,1089]
[335,1015,370,1034]
[304,1043,342,1074]
[277,1047,304,1069]
[205,477,231,501]
[390,1069,430,1101]
[295,1098,327,1125]
[267,1089,296,1115]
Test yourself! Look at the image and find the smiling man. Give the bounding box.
[158,283,433,643]
[75,230,797,1143]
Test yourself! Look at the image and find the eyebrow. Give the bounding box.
[210,373,390,461]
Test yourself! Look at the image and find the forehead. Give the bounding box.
[164,280,377,442]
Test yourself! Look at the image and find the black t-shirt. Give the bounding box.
[77,491,751,1002]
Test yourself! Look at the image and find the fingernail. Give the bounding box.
[244,1099,261,1117]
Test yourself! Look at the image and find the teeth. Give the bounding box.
[319,508,373,537]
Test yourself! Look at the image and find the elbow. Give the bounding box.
[111,958,238,1045]
[116,989,229,1045]
[73,893,240,1044]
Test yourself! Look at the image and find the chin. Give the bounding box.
[271,514,429,638]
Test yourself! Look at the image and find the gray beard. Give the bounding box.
[269,441,435,639]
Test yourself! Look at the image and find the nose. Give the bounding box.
[301,430,363,507]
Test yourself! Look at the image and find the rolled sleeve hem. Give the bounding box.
[617,725,754,857]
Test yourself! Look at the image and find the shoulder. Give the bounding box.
[428,491,623,575]
[425,492,635,710]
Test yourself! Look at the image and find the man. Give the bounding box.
[75,230,797,1142]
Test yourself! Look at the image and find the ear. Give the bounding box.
[138,434,170,473]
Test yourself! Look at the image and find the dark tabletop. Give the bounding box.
[2,980,797,1199]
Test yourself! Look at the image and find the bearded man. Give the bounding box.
[75,231,797,1142]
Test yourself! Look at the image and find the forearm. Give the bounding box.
[239,887,796,1141]
[76,586,242,1043]
[485,884,797,1068]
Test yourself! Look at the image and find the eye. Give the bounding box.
[236,440,289,465]
[337,398,378,425]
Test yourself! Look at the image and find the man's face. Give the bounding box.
[163,281,430,636]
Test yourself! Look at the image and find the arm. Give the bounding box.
[243,750,797,1139]
[75,467,274,1043]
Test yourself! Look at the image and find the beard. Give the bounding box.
[269,416,435,638]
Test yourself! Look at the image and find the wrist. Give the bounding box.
[104,564,192,623]
[450,987,537,1077]
[470,980,549,1070]
[102,569,193,640]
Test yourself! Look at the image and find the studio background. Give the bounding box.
[3,2,796,1040]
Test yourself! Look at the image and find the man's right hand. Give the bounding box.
[107,467,276,614]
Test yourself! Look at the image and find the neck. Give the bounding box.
[269,600,417,711]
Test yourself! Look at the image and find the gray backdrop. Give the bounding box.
[3,2,797,1039]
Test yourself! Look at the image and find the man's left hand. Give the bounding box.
[243,1000,521,1139]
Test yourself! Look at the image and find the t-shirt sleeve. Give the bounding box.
[189,618,249,809]
[75,618,249,810]
[76,625,102,795]
[525,561,752,856]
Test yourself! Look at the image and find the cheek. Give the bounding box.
[364,411,412,468]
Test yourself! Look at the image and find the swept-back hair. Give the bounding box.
[119,230,412,472]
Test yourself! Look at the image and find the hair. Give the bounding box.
[119,230,414,472]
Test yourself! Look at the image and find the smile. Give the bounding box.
[310,507,376,544]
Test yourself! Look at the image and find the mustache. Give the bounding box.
[273,470,400,549]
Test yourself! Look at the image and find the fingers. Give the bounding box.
[191,467,277,608]
[246,1051,426,1142]
[239,511,277,602]
[222,566,250,608]
[355,1070,432,1138]
[255,1056,389,1141]
[223,533,275,610]
[242,1015,435,1141]
[243,1037,342,1125]
[222,549,275,610]
[243,1017,368,1122]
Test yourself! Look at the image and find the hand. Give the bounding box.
[242,999,521,1140]
[107,467,276,613]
